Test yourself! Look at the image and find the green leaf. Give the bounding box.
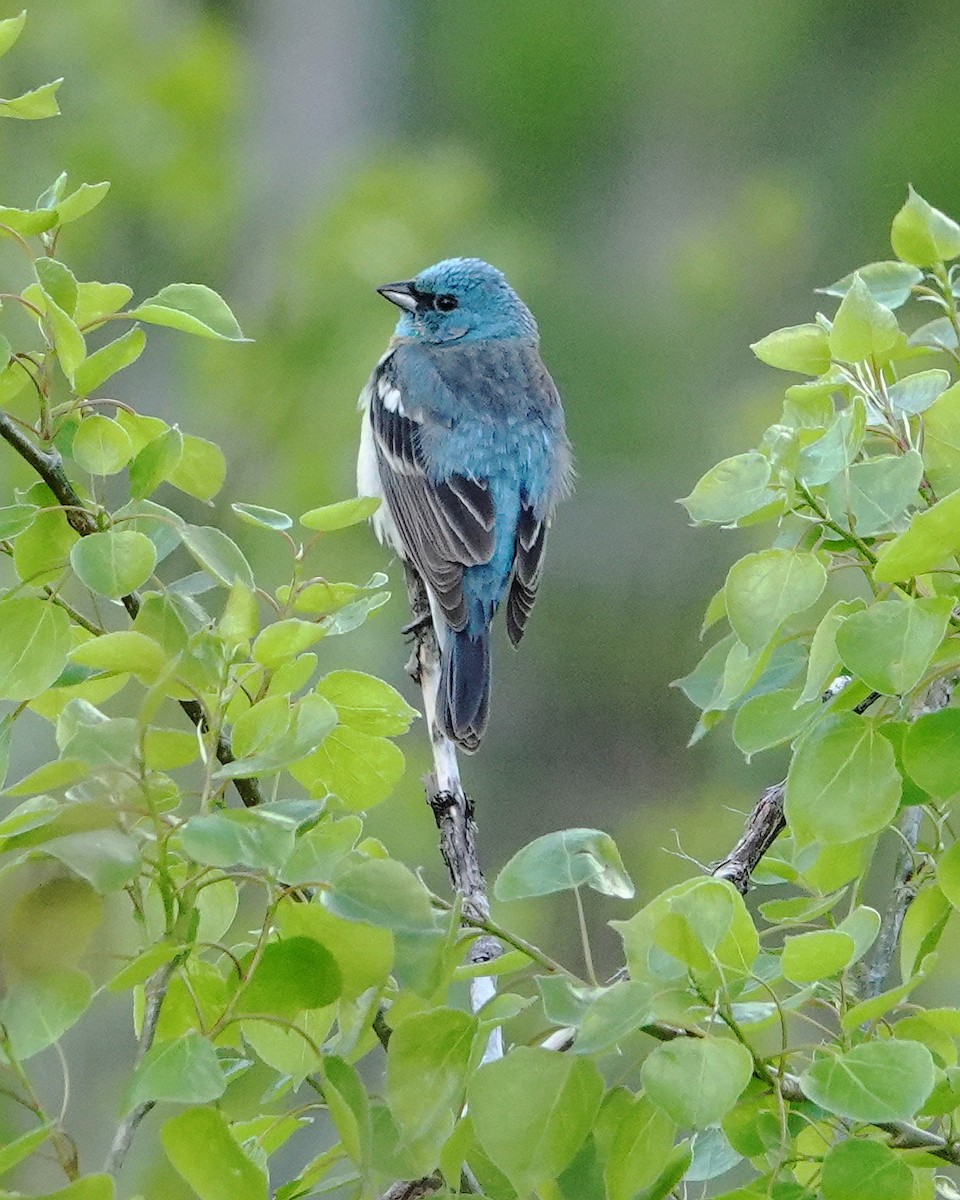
[0,1122,53,1175]
[324,857,436,932]
[315,669,419,736]
[495,828,634,900]
[129,425,184,498]
[904,708,960,798]
[922,381,960,495]
[167,434,227,501]
[834,596,953,695]
[680,452,773,525]
[798,399,866,487]
[300,496,381,531]
[800,1040,934,1122]
[44,295,86,383]
[252,618,325,668]
[908,315,958,352]
[181,523,254,588]
[215,693,337,777]
[0,502,36,539]
[322,1055,371,1168]
[70,529,157,597]
[162,1107,268,1200]
[132,283,247,341]
[36,257,78,313]
[56,180,110,224]
[73,327,145,394]
[2,1177,115,1199]
[574,980,656,1054]
[785,713,901,845]
[127,1032,226,1111]
[0,204,57,235]
[74,281,132,326]
[888,369,950,415]
[891,185,960,266]
[732,688,819,760]
[43,829,142,891]
[836,905,882,963]
[819,260,923,309]
[824,451,923,537]
[107,943,182,992]
[603,1092,676,1200]
[0,11,26,59]
[781,930,855,983]
[874,487,960,582]
[240,936,342,1015]
[820,1138,913,1200]
[0,968,93,1059]
[750,323,830,375]
[290,724,404,809]
[0,77,62,119]
[71,414,134,474]
[724,549,826,650]
[179,810,296,874]
[0,597,71,700]
[641,1037,753,1128]
[829,274,899,363]
[232,502,292,530]
[387,1008,477,1143]
[69,630,167,681]
[468,1048,604,1197]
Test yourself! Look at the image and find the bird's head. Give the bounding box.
[377,257,537,344]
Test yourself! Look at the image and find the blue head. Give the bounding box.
[377,257,537,344]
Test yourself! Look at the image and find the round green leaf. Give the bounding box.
[324,857,435,932]
[732,688,819,759]
[69,629,168,680]
[127,1031,226,1111]
[495,828,634,900]
[316,669,419,736]
[680,452,772,525]
[781,929,855,983]
[252,618,325,668]
[387,1008,477,1140]
[887,369,950,415]
[240,936,342,1014]
[162,1107,268,1200]
[181,523,254,588]
[821,1138,912,1200]
[785,713,901,845]
[641,1037,753,1128]
[290,724,404,809]
[904,708,960,798]
[468,1048,604,1196]
[129,425,183,498]
[834,596,953,695]
[824,451,923,537]
[70,529,157,597]
[819,260,922,310]
[167,434,226,501]
[724,549,826,650]
[800,1040,934,1122]
[71,414,133,474]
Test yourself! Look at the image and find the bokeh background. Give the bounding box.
[5,0,960,1190]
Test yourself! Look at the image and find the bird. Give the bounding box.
[356,257,572,752]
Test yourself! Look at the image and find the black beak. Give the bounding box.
[376,281,419,313]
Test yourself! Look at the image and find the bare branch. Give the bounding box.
[0,412,263,808]
[103,958,178,1175]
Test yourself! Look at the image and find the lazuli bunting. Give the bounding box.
[357,257,572,752]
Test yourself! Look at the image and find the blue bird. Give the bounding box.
[357,257,573,752]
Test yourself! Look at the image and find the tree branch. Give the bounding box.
[0,412,263,808]
[103,958,178,1175]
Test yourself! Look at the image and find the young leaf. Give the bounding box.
[126,1031,226,1110]
[680,451,773,525]
[0,78,63,119]
[0,597,71,700]
[891,185,960,266]
[824,450,923,536]
[828,275,899,363]
[873,487,960,581]
[750,323,830,375]
[129,425,184,498]
[780,930,855,983]
[290,723,404,808]
[315,670,419,736]
[132,282,247,341]
[167,434,226,501]
[300,495,381,532]
[56,180,110,224]
[833,596,953,695]
[181,523,254,588]
[0,11,26,59]
[73,327,145,394]
[887,369,950,415]
[232,502,293,530]
[818,260,922,309]
[71,414,134,474]
[724,549,826,651]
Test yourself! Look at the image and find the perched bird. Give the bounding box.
[357,257,573,752]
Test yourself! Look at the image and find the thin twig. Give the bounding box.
[860,807,922,999]
[103,958,178,1175]
[0,411,263,808]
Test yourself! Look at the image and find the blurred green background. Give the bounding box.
[4,0,960,1187]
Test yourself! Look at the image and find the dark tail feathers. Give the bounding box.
[439,627,490,753]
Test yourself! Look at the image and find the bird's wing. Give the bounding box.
[369,353,495,631]
[505,500,547,647]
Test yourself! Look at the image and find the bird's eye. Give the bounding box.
[435,294,458,312]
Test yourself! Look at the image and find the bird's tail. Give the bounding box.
[439,626,491,753]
